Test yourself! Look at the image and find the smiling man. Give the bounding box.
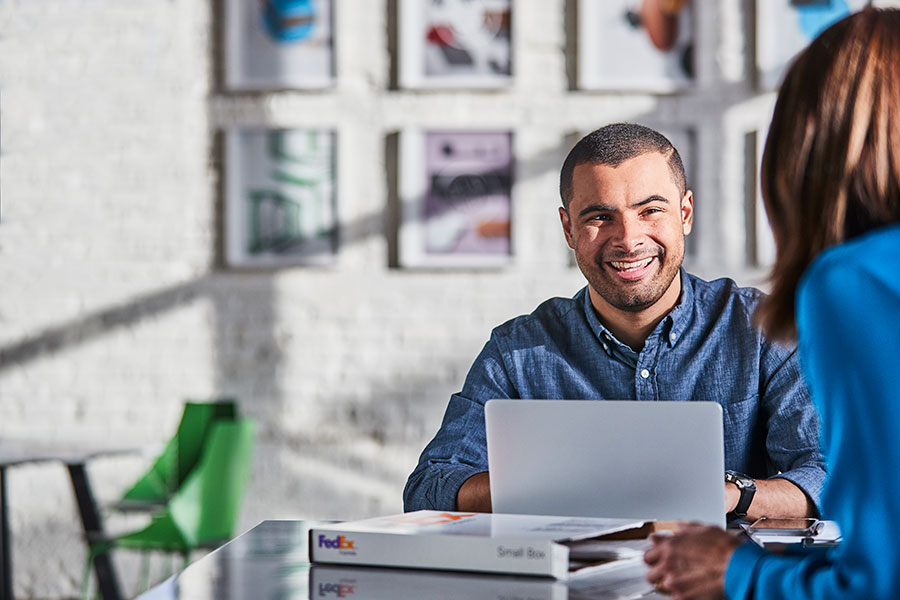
[404,124,825,522]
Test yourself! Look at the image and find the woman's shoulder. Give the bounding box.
[803,225,900,290]
[799,224,900,315]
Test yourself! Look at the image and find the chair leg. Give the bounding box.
[138,551,152,593]
[80,554,93,600]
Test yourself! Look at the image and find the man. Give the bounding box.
[403,123,825,521]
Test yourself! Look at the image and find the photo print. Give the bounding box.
[399,0,513,88]
[226,128,337,267]
[400,130,513,267]
[225,0,335,90]
[577,0,693,92]
[757,0,866,89]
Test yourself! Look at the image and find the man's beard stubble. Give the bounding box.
[577,247,683,313]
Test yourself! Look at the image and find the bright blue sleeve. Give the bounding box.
[725,227,900,599]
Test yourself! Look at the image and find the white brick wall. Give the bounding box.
[0,0,878,596]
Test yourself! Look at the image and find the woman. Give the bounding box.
[644,7,900,600]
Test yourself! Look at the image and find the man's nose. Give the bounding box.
[610,215,645,252]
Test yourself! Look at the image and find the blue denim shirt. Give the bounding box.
[404,270,825,512]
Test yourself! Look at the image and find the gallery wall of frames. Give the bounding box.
[217,0,867,272]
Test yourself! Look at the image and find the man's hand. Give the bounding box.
[724,477,817,521]
[644,524,741,600]
[456,472,492,512]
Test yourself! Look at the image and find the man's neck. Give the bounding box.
[588,272,683,353]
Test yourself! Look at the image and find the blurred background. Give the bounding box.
[0,0,889,597]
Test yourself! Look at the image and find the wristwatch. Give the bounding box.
[725,470,757,519]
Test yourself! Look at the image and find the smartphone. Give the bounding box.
[747,517,823,536]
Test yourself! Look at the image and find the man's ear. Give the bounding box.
[559,206,575,249]
[681,190,694,236]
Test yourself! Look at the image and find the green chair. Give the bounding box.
[114,399,238,511]
[86,419,256,596]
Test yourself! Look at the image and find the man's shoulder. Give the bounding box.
[685,271,766,315]
[492,289,586,342]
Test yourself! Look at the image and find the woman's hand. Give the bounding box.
[643,523,742,599]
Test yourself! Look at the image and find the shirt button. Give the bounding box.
[669,332,678,341]
[602,343,609,352]
[640,369,650,379]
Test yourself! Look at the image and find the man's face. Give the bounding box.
[560,152,693,314]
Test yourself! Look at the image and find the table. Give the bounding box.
[0,439,144,600]
[137,520,669,600]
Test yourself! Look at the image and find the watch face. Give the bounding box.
[727,471,755,489]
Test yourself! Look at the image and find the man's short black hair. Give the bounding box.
[559,123,687,209]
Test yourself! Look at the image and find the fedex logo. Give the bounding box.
[318,534,356,550]
[318,582,355,597]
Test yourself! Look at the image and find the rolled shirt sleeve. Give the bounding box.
[759,344,826,511]
[403,335,515,511]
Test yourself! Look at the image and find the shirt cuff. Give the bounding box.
[725,541,768,599]
[434,465,488,510]
[769,468,825,515]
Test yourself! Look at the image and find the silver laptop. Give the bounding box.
[485,399,726,527]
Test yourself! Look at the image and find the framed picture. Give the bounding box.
[399,130,513,268]
[225,128,337,267]
[577,0,693,92]
[398,0,513,89]
[757,0,865,90]
[224,0,335,90]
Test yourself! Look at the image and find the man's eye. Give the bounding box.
[588,214,610,222]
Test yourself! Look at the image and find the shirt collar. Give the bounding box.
[581,267,693,352]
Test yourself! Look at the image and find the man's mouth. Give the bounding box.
[606,256,656,280]
[609,257,654,272]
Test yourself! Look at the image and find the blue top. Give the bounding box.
[725,224,900,599]
[404,269,825,512]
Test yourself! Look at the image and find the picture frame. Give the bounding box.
[399,129,514,268]
[577,0,694,92]
[756,0,866,90]
[398,0,513,89]
[224,0,335,90]
[225,127,338,267]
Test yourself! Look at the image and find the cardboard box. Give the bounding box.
[309,510,651,580]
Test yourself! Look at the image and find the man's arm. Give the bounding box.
[403,334,516,512]
[725,478,816,521]
[753,342,827,517]
[457,472,492,512]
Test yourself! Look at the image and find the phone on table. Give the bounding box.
[747,517,823,536]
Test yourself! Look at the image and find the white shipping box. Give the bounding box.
[309,510,650,580]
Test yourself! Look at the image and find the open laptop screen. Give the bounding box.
[485,399,725,527]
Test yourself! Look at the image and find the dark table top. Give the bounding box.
[138,519,666,600]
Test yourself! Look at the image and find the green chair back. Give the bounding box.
[115,418,256,551]
[120,399,238,505]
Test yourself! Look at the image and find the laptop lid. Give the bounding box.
[485,399,726,527]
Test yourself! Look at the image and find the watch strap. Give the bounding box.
[726,470,756,518]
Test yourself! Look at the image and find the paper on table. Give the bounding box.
[743,520,842,548]
[565,538,653,560]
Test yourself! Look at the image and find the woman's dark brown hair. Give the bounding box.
[756,7,900,341]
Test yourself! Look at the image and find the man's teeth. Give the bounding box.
[610,257,654,271]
